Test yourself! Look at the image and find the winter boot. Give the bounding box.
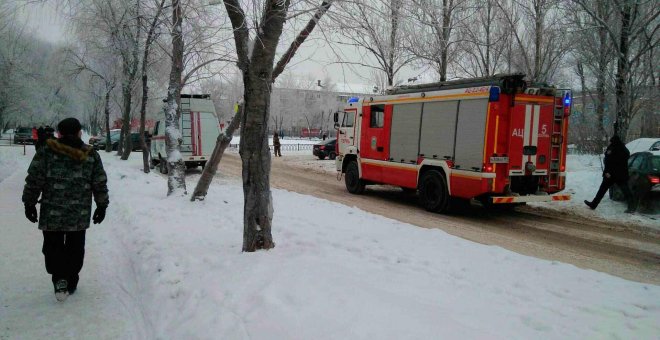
[584,200,596,210]
[54,279,69,302]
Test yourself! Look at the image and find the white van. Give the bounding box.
[150,94,220,172]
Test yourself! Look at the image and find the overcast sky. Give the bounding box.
[14,1,428,92]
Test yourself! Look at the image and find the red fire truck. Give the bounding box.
[333,74,571,212]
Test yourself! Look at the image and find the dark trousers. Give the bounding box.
[591,177,634,209]
[42,230,86,291]
[274,145,282,157]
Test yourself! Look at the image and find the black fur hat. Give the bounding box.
[57,118,82,136]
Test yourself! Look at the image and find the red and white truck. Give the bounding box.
[333,74,572,212]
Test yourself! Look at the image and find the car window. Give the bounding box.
[369,105,385,128]
[650,156,660,171]
[341,111,354,128]
[651,141,660,151]
[628,154,637,167]
[631,154,645,169]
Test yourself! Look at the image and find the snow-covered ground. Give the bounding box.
[1,146,659,339]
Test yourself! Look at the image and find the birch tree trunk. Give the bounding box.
[190,109,241,201]
[164,0,187,196]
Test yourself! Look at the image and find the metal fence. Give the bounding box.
[229,143,314,152]
[0,134,29,155]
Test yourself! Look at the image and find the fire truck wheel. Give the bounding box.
[419,170,449,213]
[329,152,336,160]
[318,155,326,160]
[345,161,365,194]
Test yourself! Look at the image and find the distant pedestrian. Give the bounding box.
[35,126,47,150]
[584,135,635,213]
[273,132,282,157]
[22,118,109,302]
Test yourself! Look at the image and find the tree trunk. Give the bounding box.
[139,74,150,173]
[118,83,132,157]
[104,89,112,153]
[138,0,164,173]
[240,73,275,252]
[190,109,241,201]
[614,3,632,140]
[533,1,543,82]
[164,0,187,196]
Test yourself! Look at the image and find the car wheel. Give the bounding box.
[159,155,168,174]
[419,170,449,213]
[329,152,336,160]
[345,161,365,194]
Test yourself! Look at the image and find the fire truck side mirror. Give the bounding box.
[333,111,339,124]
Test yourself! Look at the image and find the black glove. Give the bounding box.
[93,207,106,224]
[25,205,38,223]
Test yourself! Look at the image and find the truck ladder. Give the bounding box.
[548,90,569,188]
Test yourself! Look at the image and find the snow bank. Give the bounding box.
[532,154,659,231]
[1,147,658,339]
[102,153,660,339]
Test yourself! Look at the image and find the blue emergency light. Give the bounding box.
[489,87,500,102]
[563,92,571,106]
[348,97,359,103]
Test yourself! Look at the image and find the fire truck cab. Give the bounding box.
[334,74,571,212]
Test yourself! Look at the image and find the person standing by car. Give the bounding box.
[22,118,109,302]
[585,135,635,213]
[273,132,282,157]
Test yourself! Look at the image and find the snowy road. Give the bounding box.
[220,152,660,285]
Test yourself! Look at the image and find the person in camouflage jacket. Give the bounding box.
[22,117,109,301]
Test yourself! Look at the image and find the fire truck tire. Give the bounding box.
[329,152,336,160]
[345,161,365,194]
[419,170,449,213]
[318,155,326,160]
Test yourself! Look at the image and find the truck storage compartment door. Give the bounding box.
[419,100,458,161]
[385,103,422,187]
[199,111,219,157]
[454,99,488,171]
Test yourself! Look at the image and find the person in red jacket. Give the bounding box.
[31,126,38,144]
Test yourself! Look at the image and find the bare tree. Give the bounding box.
[223,0,332,251]
[498,0,570,83]
[138,0,166,173]
[331,0,413,86]
[405,0,466,81]
[455,0,510,77]
[574,0,660,139]
[570,0,616,149]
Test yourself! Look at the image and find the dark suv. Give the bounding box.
[313,138,337,160]
[610,151,660,213]
[95,131,147,151]
[13,127,34,144]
